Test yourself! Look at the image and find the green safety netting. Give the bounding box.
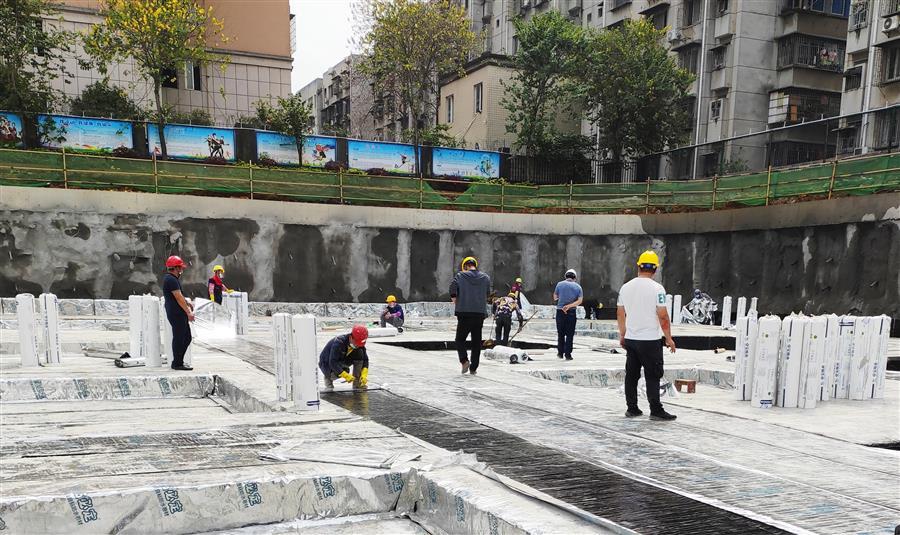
[2,148,898,213]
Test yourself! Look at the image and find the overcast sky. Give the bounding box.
[290,0,355,92]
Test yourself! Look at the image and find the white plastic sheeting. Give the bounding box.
[733,315,758,401]
[483,345,530,363]
[368,327,399,338]
[272,314,319,410]
[751,315,781,408]
[0,375,215,401]
[15,294,40,367]
[39,293,62,364]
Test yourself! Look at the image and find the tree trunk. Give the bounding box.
[295,135,303,166]
[153,79,168,159]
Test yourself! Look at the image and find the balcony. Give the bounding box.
[848,1,869,30]
[767,90,842,125]
[883,0,900,16]
[780,0,851,17]
[610,0,631,11]
[777,34,846,72]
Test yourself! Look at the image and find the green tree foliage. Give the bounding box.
[501,11,587,158]
[401,124,463,148]
[0,0,73,113]
[257,95,314,164]
[83,0,229,157]
[357,0,476,170]
[69,80,144,120]
[580,19,694,162]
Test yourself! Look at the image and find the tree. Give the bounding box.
[259,95,314,165]
[357,0,476,173]
[0,0,73,113]
[501,11,586,158]
[83,0,229,158]
[401,124,463,148]
[70,80,144,120]
[580,19,694,162]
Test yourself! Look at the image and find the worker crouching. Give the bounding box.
[380,295,405,332]
[319,324,369,392]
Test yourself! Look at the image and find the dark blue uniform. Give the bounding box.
[163,273,191,368]
[318,334,368,388]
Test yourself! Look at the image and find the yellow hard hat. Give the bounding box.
[461,256,478,270]
[386,294,397,303]
[636,250,660,268]
[213,264,225,273]
[515,277,523,283]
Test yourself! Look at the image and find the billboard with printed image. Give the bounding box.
[303,136,337,167]
[432,147,500,179]
[38,115,133,153]
[148,124,235,161]
[256,131,300,166]
[0,112,24,148]
[348,139,417,174]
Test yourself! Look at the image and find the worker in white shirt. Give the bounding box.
[616,250,677,421]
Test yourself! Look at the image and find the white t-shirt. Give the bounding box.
[617,276,667,341]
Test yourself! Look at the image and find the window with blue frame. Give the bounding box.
[831,0,850,16]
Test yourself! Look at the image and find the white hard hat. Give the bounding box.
[565,269,577,278]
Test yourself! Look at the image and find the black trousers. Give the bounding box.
[495,315,512,346]
[555,309,576,357]
[455,313,485,371]
[168,313,192,368]
[583,298,602,319]
[624,338,665,414]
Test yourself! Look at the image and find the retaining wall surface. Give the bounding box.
[1,187,898,323]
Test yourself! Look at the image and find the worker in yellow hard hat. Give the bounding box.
[380,294,405,332]
[616,250,677,421]
[207,264,232,304]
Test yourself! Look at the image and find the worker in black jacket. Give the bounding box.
[450,256,492,375]
[318,324,369,392]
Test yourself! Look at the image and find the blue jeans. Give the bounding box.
[555,309,576,357]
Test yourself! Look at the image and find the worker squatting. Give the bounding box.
[160,250,678,420]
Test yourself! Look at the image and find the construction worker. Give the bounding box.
[319,324,369,392]
[380,295,405,332]
[509,277,525,329]
[450,256,492,375]
[554,269,583,360]
[492,292,518,346]
[162,255,194,371]
[617,251,677,421]
[583,298,603,320]
[207,265,232,304]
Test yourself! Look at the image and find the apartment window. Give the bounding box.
[884,0,900,16]
[872,107,900,149]
[769,141,829,167]
[849,1,869,30]
[781,0,851,16]
[881,45,900,85]
[682,0,702,27]
[831,0,851,16]
[767,90,841,125]
[611,0,631,10]
[496,18,500,27]
[474,82,483,113]
[777,35,845,72]
[679,45,701,74]
[184,61,201,91]
[598,3,603,17]
[710,99,722,122]
[717,0,729,15]
[587,12,593,23]
[161,67,178,88]
[446,95,454,123]
[512,36,519,53]
[647,8,667,30]
[844,66,863,90]
[711,45,727,70]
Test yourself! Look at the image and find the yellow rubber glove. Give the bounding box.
[226,289,234,294]
[359,368,369,387]
[209,293,215,301]
[339,371,355,383]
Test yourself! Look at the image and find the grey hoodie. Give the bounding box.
[449,269,492,317]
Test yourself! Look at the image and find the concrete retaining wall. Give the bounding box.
[2,186,898,327]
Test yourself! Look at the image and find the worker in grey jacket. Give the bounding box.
[449,256,492,375]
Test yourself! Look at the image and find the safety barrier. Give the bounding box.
[1,148,897,214]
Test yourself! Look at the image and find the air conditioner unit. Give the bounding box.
[884,15,900,34]
[667,29,683,43]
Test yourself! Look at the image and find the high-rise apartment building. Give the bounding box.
[47,0,295,125]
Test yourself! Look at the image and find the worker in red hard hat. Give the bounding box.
[318,324,370,392]
[162,255,194,371]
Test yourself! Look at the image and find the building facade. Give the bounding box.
[48,0,294,126]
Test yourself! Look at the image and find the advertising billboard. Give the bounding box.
[38,115,133,153]
[0,112,24,148]
[256,131,299,166]
[148,124,235,161]
[432,147,500,179]
[303,136,337,168]
[348,139,416,174]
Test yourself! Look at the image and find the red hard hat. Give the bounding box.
[165,255,186,268]
[350,324,368,347]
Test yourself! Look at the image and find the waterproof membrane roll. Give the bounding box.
[15,294,39,367]
[751,315,781,408]
[799,315,828,408]
[39,293,62,365]
[872,315,891,399]
[835,316,856,399]
[672,294,682,324]
[848,316,875,400]
[721,296,732,329]
[777,315,808,408]
[733,315,758,401]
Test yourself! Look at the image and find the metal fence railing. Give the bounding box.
[1,147,897,215]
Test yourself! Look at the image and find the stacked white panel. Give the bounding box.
[39,293,62,364]
[736,297,747,320]
[733,315,758,401]
[290,315,320,411]
[871,315,891,399]
[777,315,808,408]
[665,294,673,321]
[272,313,292,402]
[721,296,732,329]
[672,295,682,324]
[128,295,144,358]
[141,296,162,367]
[15,294,40,367]
[835,316,856,399]
[800,316,827,408]
[751,315,781,408]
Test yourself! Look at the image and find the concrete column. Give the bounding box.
[721,296,732,329]
[39,293,62,365]
[733,315,757,401]
[751,315,781,409]
[672,295,682,325]
[15,294,39,368]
